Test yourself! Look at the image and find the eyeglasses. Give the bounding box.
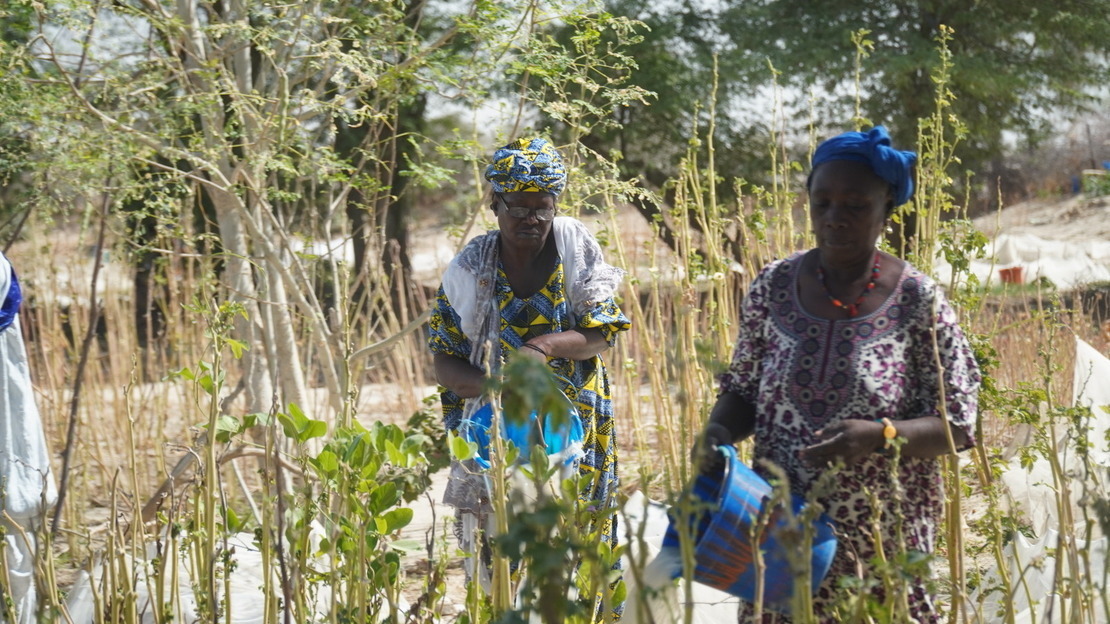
[497,197,557,221]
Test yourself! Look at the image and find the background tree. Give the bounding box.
[546,0,1110,219]
[0,2,40,243]
[717,0,1110,200]
[522,0,1109,261]
[16,0,512,416]
[542,1,775,259]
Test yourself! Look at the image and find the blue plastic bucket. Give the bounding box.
[663,446,838,611]
[459,400,584,469]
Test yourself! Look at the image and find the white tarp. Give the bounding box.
[1000,338,1110,535]
[972,528,1108,624]
[979,337,1110,623]
[620,491,682,624]
[1073,338,1110,468]
[64,528,341,624]
[935,233,1110,291]
[620,490,739,624]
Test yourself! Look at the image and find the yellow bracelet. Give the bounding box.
[880,417,897,452]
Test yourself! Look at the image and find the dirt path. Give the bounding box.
[974,194,1110,242]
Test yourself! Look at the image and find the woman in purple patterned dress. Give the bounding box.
[694,126,980,623]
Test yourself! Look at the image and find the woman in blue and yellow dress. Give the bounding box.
[427,137,629,618]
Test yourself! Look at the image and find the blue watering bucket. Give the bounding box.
[663,446,838,611]
[459,398,584,470]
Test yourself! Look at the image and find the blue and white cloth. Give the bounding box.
[0,253,56,519]
[0,252,56,623]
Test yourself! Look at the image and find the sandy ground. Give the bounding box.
[972,193,1110,243]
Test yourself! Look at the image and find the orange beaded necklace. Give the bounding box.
[817,252,881,317]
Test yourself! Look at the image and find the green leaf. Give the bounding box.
[400,434,428,456]
[197,374,216,396]
[611,578,627,605]
[170,367,195,381]
[312,450,339,477]
[359,459,383,481]
[391,539,424,554]
[277,404,327,442]
[287,402,307,421]
[223,506,242,533]
[382,507,413,534]
[225,338,248,359]
[370,482,399,514]
[243,412,272,428]
[277,411,305,439]
[449,433,476,461]
[384,439,403,465]
[343,433,371,468]
[301,419,327,440]
[212,415,242,443]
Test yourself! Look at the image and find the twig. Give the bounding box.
[137,441,203,527]
[271,415,294,624]
[230,455,262,526]
[0,206,33,254]
[51,181,111,537]
[136,440,301,527]
[350,308,432,362]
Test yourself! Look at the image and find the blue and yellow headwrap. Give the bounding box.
[810,126,917,207]
[484,137,567,196]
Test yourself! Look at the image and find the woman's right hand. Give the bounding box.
[517,340,551,365]
[433,352,488,399]
[692,422,735,474]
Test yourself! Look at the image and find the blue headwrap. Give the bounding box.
[484,137,567,196]
[810,126,917,207]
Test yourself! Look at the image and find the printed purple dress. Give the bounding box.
[718,252,980,623]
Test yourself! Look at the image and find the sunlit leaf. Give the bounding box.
[450,433,476,461]
[211,415,242,443]
[382,507,413,533]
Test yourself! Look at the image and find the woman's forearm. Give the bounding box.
[434,352,487,399]
[526,327,609,361]
[890,416,970,458]
[708,390,758,443]
[435,327,610,397]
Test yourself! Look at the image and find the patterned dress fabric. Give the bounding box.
[429,255,630,619]
[718,252,980,623]
[484,137,568,196]
[431,257,629,504]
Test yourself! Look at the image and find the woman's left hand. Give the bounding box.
[799,419,882,467]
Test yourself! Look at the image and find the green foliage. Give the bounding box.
[278,403,329,443]
[475,359,625,624]
[717,0,1110,173]
[566,1,777,196]
[1083,172,1110,197]
[407,394,452,474]
[497,355,578,433]
[511,11,652,135]
[170,361,224,398]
